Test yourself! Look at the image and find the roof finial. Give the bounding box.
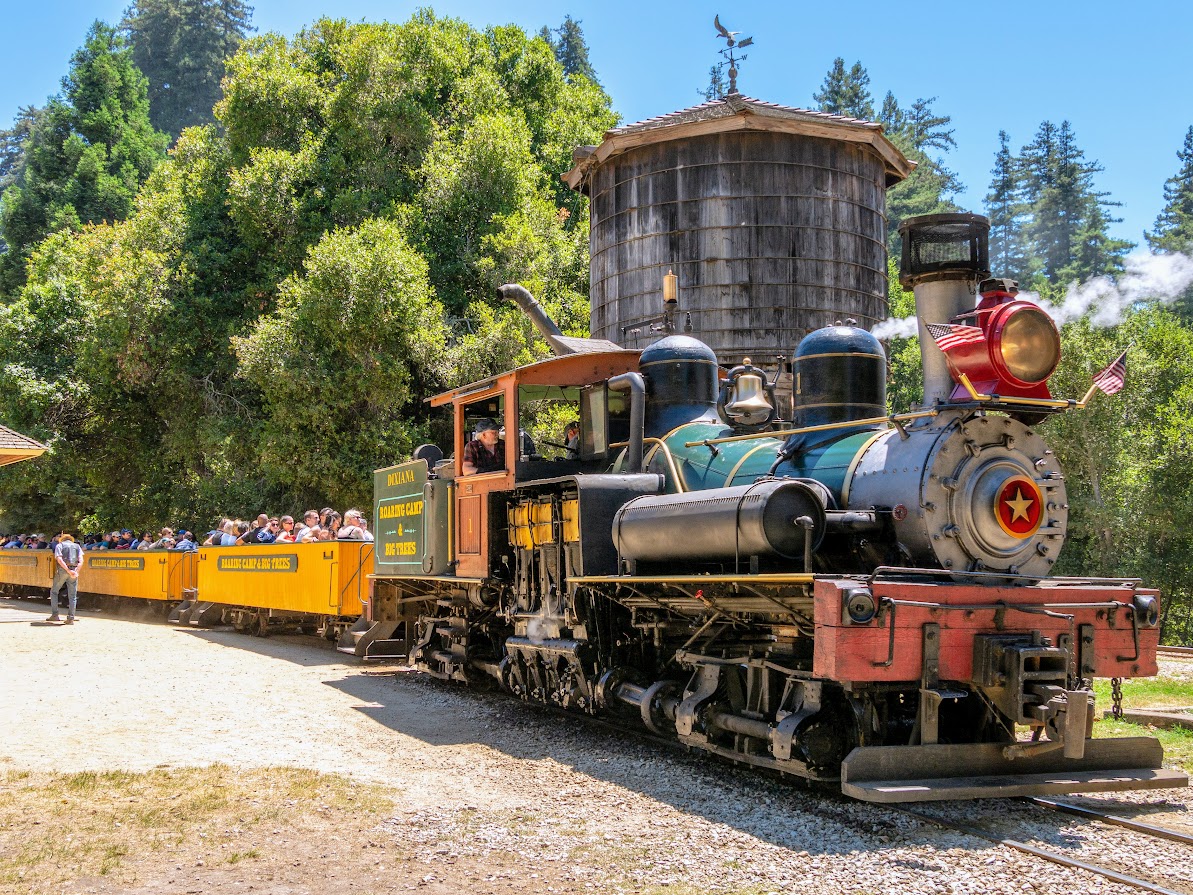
[713,14,753,96]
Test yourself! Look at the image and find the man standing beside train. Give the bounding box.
[47,532,84,624]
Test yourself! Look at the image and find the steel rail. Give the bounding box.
[1029,797,1193,847]
[1158,646,1193,657]
[896,806,1189,895]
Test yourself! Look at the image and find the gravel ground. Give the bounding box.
[2,598,1191,894]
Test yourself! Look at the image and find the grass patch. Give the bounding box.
[1093,676,1193,710]
[1094,717,1193,769]
[0,766,393,894]
[1090,671,1193,771]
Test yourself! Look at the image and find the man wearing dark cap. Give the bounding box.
[462,418,505,475]
[48,533,83,624]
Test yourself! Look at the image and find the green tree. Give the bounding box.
[880,95,962,246]
[702,62,727,101]
[1146,125,1193,320]
[234,219,448,505]
[878,91,903,134]
[1018,120,1131,285]
[0,21,169,295]
[0,12,614,530]
[123,0,255,140]
[1043,308,1193,639]
[0,106,44,193]
[901,97,955,154]
[985,130,1028,280]
[541,15,599,85]
[812,58,874,120]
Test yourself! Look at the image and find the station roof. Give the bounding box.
[0,423,47,468]
[563,93,916,192]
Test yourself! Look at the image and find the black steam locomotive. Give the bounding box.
[360,214,1184,802]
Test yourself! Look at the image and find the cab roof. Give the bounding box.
[429,350,641,408]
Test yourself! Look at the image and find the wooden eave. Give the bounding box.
[564,107,915,193]
[0,424,48,468]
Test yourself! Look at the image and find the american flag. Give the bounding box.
[924,321,986,354]
[1092,349,1127,395]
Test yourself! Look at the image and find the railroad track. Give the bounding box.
[896,796,1193,895]
[1159,646,1193,658]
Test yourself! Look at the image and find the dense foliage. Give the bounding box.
[0,12,615,531]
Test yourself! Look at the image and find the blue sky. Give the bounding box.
[3,1,1191,249]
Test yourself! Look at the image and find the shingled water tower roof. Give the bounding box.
[564,94,915,192]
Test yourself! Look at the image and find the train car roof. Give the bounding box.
[429,350,641,408]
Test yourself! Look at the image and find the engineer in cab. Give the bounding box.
[462,418,505,475]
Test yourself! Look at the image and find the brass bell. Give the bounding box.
[725,360,774,425]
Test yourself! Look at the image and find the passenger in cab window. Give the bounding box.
[462,418,505,475]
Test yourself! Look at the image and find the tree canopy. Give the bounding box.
[0,21,169,295]
[0,13,615,530]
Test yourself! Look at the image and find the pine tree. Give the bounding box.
[1146,126,1193,319]
[123,0,254,140]
[1147,126,1193,254]
[985,130,1028,280]
[543,15,598,85]
[1018,120,1130,284]
[0,106,43,194]
[0,21,169,294]
[878,92,904,134]
[902,97,955,154]
[812,58,875,120]
[701,62,727,101]
[880,94,962,246]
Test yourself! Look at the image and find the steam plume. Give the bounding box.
[869,251,1193,338]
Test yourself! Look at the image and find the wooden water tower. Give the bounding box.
[563,94,914,372]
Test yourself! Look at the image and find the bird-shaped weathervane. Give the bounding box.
[713,14,753,95]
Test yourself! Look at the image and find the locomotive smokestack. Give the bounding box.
[897,214,991,407]
[499,283,575,355]
[500,283,623,356]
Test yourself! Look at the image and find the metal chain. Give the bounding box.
[1111,676,1124,720]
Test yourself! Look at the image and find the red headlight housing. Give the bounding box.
[947,300,1061,400]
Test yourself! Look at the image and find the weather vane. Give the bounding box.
[713,15,753,95]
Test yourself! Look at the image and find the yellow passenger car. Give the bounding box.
[196,541,372,620]
[82,551,197,604]
[0,550,54,595]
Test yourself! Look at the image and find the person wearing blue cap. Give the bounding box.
[462,418,505,475]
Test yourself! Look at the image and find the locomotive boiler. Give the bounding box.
[362,213,1186,802]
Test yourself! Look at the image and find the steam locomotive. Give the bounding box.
[362,214,1187,802]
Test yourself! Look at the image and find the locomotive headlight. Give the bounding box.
[843,588,877,625]
[989,303,1061,386]
[1133,594,1160,628]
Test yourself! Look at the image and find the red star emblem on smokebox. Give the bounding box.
[995,476,1043,539]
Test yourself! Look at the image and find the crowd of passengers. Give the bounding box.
[1,508,373,553]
